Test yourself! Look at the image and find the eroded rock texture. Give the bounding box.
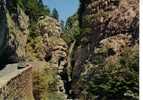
[0,1,29,64]
[71,0,139,98]
[27,16,69,99]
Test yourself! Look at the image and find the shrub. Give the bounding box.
[32,66,65,100]
[80,44,139,100]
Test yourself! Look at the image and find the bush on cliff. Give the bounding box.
[62,14,80,44]
[32,65,65,100]
[80,44,139,100]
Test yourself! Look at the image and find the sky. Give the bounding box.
[43,0,79,22]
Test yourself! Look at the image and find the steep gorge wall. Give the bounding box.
[0,0,69,99]
[70,0,139,98]
[0,0,8,60]
[0,0,29,64]
[79,0,138,38]
[29,17,69,99]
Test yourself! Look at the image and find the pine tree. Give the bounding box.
[52,8,59,20]
[25,0,50,22]
[60,20,64,32]
[38,0,43,7]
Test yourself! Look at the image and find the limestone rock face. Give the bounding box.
[0,1,29,64]
[95,34,133,64]
[74,0,139,79]
[25,16,66,63]
[36,16,61,37]
[72,0,139,84]
[25,16,68,69]
[71,0,139,98]
[98,34,132,55]
[0,0,68,99]
[80,0,139,39]
[48,37,68,97]
[25,16,68,98]
[15,8,29,60]
[49,37,68,68]
[7,8,29,62]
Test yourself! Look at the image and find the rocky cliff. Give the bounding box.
[0,0,139,99]
[70,0,139,99]
[26,16,68,99]
[0,0,29,64]
[0,0,68,99]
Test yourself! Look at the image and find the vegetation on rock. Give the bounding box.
[62,14,80,44]
[51,8,59,21]
[32,62,65,100]
[68,0,139,99]
[79,43,139,100]
[0,0,139,100]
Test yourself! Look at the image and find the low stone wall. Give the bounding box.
[0,64,34,99]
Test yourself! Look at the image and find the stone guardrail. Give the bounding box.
[0,63,34,99]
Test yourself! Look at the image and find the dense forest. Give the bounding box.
[0,0,139,100]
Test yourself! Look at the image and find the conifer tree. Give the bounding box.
[52,8,59,20]
[60,20,64,32]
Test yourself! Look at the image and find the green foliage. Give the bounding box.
[52,8,59,20]
[5,0,51,41]
[6,0,50,18]
[25,0,50,23]
[32,66,64,99]
[80,27,92,34]
[6,0,20,14]
[62,14,80,44]
[80,44,139,100]
[24,0,51,49]
[26,36,46,61]
[46,92,65,100]
[60,20,65,32]
[16,0,25,9]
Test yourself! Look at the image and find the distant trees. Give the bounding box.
[9,0,60,23]
[6,0,23,14]
[25,0,50,23]
[60,20,65,32]
[38,0,43,7]
[52,8,59,20]
[5,0,50,23]
[62,14,80,44]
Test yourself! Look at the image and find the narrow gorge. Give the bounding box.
[0,0,139,100]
